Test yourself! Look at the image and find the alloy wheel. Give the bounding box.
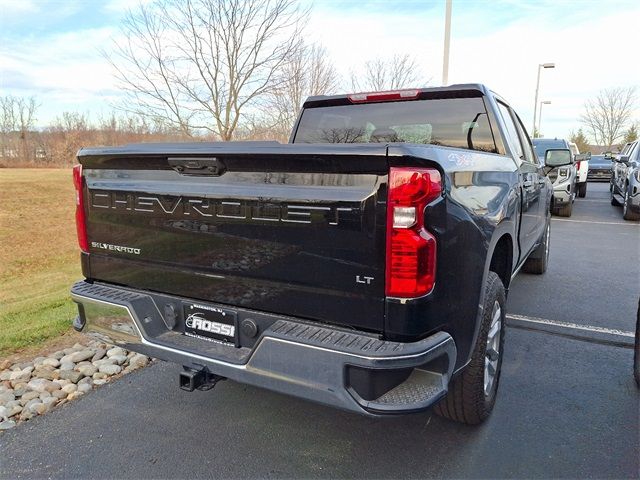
[484,300,502,397]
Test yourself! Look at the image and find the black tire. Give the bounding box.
[577,182,587,198]
[523,220,550,274]
[554,201,572,217]
[611,190,622,206]
[622,187,640,221]
[434,272,506,425]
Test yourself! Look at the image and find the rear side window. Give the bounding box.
[293,97,498,153]
[496,102,524,160]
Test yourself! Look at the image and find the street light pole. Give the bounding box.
[532,62,555,136]
[442,0,452,85]
[538,100,551,137]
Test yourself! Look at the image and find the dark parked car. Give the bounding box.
[611,140,640,220]
[587,154,613,181]
[69,84,570,425]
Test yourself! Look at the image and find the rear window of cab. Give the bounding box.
[293,97,499,153]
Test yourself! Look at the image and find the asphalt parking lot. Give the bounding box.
[1,182,638,479]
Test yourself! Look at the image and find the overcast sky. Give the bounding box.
[1,0,639,140]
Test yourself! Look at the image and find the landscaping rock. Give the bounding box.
[34,402,52,415]
[12,385,27,398]
[69,350,94,363]
[0,392,15,405]
[24,399,43,414]
[91,348,107,362]
[32,357,46,367]
[0,420,16,430]
[26,378,53,393]
[61,384,77,394]
[110,355,128,365]
[58,370,84,384]
[77,383,92,394]
[59,362,75,371]
[98,364,122,376]
[67,391,84,401]
[59,354,76,365]
[33,366,56,380]
[5,404,22,418]
[9,370,31,383]
[106,347,126,358]
[19,410,34,421]
[0,340,152,426]
[52,390,67,400]
[129,354,149,369]
[77,365,97,377]
[20,391,40,404]
[42,358,60,368]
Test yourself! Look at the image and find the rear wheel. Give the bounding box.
[434,272,506,425]
[553,201,572,217]
[523,220,550,274]
[577,182,587,198]
[623,187,640,221]
[611,186,622,206]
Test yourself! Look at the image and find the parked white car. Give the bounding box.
[569,142,589,198]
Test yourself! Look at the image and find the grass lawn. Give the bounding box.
[0,168,81,356]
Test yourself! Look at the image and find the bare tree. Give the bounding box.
[580,87,637,148]
[351,54,424,92]
[106,0,307,140]
[0,95,39,162]
[0,96,17,159]
[263,43,340,138]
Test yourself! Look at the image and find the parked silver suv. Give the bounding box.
[533,138,576,217]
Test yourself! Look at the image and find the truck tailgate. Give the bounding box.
[79,143,388,333]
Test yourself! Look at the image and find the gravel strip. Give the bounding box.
[0,341,150,430]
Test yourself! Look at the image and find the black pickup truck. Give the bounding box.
[70,84,570,424]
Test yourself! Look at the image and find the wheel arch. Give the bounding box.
[488,233,514,293]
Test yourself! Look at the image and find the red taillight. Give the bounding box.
[73,164,89,252]
[348,89,420,103]
[576,161,581,170]
[385,167,442,298]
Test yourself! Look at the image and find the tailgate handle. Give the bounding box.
[168,157,226,176]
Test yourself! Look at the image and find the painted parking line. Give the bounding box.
[506,313,635,348]
[551,218,639,226]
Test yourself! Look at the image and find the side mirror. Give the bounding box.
[545,148,572,169]
[619,155,630,165]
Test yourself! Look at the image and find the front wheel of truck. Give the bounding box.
[522,220,550,274]
[434,271,506,425]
